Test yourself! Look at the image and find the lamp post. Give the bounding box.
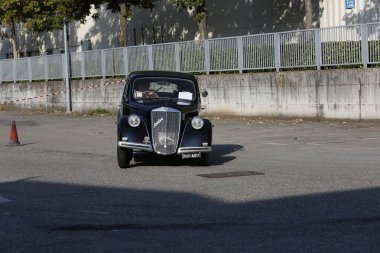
[63,17,72,113]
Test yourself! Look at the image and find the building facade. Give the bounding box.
[0,0,378,59]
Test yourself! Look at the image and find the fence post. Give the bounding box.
[123,48,129,77]
[44,55,49,81]
[204,40,211,75]
[237,36,244,74]
[101,50,106,79]
[175,42,180,72]
[13,59,16,83]
[274,33,281,72]
[28,58,32,82]
[0,61,2,84]
[81,51,85,79]
[361,24,368,69]
[315,29,322,70]
[148,45,154,70]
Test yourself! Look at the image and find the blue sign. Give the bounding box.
[345,0,355,9]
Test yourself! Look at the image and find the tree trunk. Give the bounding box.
[198,13,208,40]
[11,21,18,58]
[119,3,130,47]
[305,0,313,29]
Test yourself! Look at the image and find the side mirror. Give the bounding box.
[201,90,208,98]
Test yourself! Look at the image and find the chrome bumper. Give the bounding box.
[118,141,211,154]
[117,141,152,152]
[177,146,212,154]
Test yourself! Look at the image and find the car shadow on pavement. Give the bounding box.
[131,144,243,167]
[0,179,379,252]
[207,144,243,165]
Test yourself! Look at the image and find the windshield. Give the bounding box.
[132,77,196,104]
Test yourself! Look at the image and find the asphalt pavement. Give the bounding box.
[0,111,379,252]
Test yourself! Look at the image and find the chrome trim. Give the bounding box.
[118,141,153,152]
[151,107,181,155]
[178,119,191,149]
[177,146,212,154]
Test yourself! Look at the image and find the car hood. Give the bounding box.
[130,100,196,111]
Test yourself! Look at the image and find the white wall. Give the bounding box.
[320,0,380,27]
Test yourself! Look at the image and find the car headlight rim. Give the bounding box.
[191,116,204,130]
[128,114,141,127]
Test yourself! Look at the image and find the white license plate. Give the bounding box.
[182,153,201,159]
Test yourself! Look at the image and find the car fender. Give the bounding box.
[179,118,212,148]
[118,115,150,143]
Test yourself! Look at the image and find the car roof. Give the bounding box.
[128,71,198,83]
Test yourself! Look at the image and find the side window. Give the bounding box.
[122,79,131,102]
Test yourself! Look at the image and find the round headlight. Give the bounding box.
[128,114,141,127]
[191,116,204,130]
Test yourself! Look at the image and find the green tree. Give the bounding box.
[103,0,157,47]
[0,0,100,57]
[169,0,207,40]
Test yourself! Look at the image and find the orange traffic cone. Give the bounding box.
[7,120,21,147]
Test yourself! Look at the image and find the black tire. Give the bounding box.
[117,146,133,168]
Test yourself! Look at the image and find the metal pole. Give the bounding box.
[274,33,281,72]
[204,40,210,75]
[315,29,322,70]
[237,36,243,74]
[175,42,180,72]
[361,24,368,69]
[63,18,72,113]
[148,45,153,70]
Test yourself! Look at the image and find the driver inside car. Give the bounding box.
[135,81,159,98]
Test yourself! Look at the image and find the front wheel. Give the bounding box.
[117,146,133,168]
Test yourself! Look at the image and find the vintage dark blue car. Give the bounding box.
[117,71,212,168]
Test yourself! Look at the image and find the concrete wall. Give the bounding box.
[198,69,380,120]
[0,79,124,114]
[1,69,380,120]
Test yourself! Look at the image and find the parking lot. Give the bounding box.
[0,111,380,252]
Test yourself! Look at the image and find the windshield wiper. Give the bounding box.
[149,86,163,97]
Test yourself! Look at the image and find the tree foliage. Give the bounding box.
[101,0,157,46]
[168,0,207,39]
[0,0,101,32]
[168,0,206,23]
[103,0,156,13]
[0,0,158,54]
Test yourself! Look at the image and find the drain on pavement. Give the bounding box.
[197,171,264,178]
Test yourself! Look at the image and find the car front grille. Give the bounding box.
[151,107,181,155]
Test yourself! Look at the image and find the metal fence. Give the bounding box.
[1,22,380,83]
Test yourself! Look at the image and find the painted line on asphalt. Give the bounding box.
[307,142,323,146]
[262,143,289,146]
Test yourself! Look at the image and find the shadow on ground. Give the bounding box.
[132,144,244,167]
[0,178,379,252]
